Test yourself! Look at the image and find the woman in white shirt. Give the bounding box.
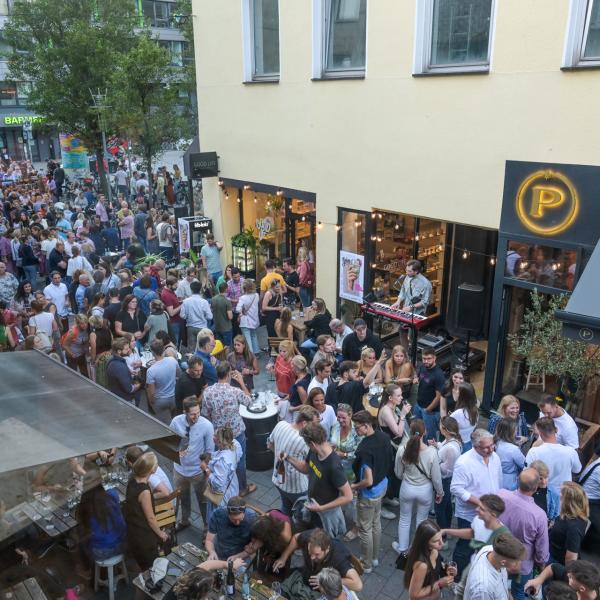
[450,382,479,452]
[66,245,93,278]
[494,418,525,491]
[308,388,337,438]
[431,416,463,529]
[393,419,444,561]
[235,278,260,355]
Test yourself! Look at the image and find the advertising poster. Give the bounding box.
[178,218,191,254]
[339,250,365,302]
[59,133,88,170]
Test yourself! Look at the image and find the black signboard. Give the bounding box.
[500,160,600,247]
[190,152,219,179]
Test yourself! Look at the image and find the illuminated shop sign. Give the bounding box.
[2,114,44,126]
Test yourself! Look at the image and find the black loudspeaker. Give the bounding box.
[456,283,485,333]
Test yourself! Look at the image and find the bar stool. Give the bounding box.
[94,554,129,600]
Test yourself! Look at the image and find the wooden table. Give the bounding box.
[133,544,283,600]
[0,578,48,600]
[290,308,314,345]
[21,469,128,538]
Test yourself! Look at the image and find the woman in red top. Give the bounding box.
[269,339,298,396]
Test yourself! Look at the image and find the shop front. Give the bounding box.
[483,161,600,429]
[219,178,316,279]
[0,112,58,162]
[336,207,497,376]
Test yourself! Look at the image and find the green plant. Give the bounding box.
[232,228,258,250]
[508,290,599,386]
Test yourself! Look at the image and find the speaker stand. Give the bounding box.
[463,330,471,371]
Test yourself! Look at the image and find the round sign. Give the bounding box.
[579,327,594,342]
[515,169,579,236]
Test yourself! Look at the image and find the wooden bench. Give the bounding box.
[154,489,181,539]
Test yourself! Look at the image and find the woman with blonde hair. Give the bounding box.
[274,306,293,339]
[357,346,383,382]
[384,344,417,404]
[267,339,298,421]
[488,394,529,442]
[549,482,589,564]
[201,426,241,520]
[197,267,215,299]
[288,355,311,416]
[530,459,560,523]
[124,451,169,570]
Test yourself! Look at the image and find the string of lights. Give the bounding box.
[219,188,503,265]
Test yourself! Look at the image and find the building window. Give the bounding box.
[142,0,173,28]
[242,0,280,81]
[564,0,600,67]
[414,0,495,75]
[0,83,17,107]
[0,0,10,16]
[159,40,192,67]
[319,0,367,77]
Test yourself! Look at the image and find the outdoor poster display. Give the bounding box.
[339,250,365,302]
[59,133,88,170]
[178,218,191,254]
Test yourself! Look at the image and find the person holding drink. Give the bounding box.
[404,520,456,600]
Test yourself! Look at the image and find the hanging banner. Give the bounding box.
[59,133,88,170]
[339,250,365,302]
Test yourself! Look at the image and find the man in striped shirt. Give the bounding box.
[464,533,525,600]
[268,405,320,516]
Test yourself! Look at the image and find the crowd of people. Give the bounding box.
[1,157,599,600]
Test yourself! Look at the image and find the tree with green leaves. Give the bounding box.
[3,0,139,193]
[110,33,191,179]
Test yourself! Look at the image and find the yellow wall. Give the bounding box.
[192,0,600,309]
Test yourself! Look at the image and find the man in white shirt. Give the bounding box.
[43,271,70,332]
[114,166,128,196]
[329,318,353,357]
[175,266,199,300]
[180,281,213,352]
[450,429,502,576]
[135,172,150,193]
[525,417,581,494]
[307,359,332,396]
[169,397,214,531]
[538,396,579,449]
[464,533,525,600]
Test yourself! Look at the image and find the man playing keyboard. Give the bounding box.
[390,259,432,348]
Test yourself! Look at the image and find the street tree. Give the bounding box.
[3,0,138,193]
[110,33,192,181]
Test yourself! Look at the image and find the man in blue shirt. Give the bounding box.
[205,497,257,561]
[194,334,218,385]
[200,233,223,284]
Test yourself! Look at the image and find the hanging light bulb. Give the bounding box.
[355,221,361,227]
[371,263,377,268]
[302,216,306,221]
[415,234,420,241]
[218,179,224,187]
[225,192,229,200]
[236,197,241,203]
[243,184,251,191]
[254,196,258,203]
[462,251,468,259]
[288,204,292,210]
[490,257,496,265]
[317,221,323,230]
[335,225,341,232]
[276,189,283,196]
[377,236,382,242]
[378,213,383,219]
[394,223,399,230]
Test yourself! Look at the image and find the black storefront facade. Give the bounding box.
[483,160,600,422]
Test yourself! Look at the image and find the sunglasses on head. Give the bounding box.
[228,506,246,514]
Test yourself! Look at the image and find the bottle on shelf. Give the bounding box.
[275,452,286,485]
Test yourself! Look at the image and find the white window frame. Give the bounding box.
[312,0,368,79]
[241,0,280,82]
[413,0,497,75]
[563,0,600,68]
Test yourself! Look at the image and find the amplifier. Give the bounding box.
[417,334,448,350]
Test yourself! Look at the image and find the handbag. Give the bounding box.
[203,466,235,507]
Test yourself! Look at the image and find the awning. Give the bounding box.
[555,241,600,344]
[0,351,179,474]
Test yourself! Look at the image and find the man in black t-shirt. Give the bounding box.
[524,559,600,600]
[273,528,362,595]
[325,357,385,413]
[286,423,352,538]
[341,318,383,361]
[174,356,207,414]
[282,258,300,305]
[415,348,445,442]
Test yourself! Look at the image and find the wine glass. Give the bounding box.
[445,560,458,592]
[269,582,282,600]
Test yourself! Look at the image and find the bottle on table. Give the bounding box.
[241,572,250,599]
[226,560,235,596]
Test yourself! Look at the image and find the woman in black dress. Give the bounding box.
[261,279,283,337]
[440,369,464,418]
[124,452,169,570]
